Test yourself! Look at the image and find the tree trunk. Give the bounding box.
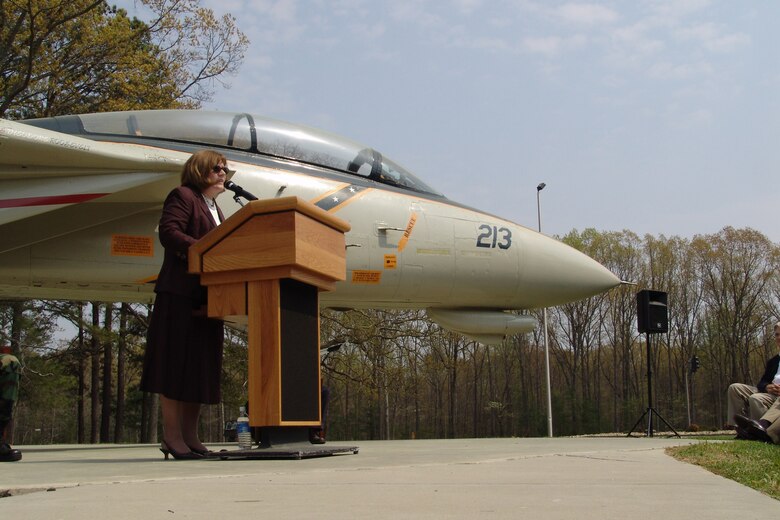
[485,346,496,436]
[472,345,479,438]
[77,303,86,444]
[90,302,100,443]
[115,304,128,443]
[448,338,457,438]
[100,303,113,442]
[140,393,149,443]
[10,301,23,355]
[149,394,159,443]
[140,392,161,444]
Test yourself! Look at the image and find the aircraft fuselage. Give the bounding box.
[0,111,620,342]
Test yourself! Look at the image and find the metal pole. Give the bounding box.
[646,333,653,437]
[685,368,691,428]
[691,367,696,425]
[537,183,553,438]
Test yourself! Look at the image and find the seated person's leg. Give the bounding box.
[748,392,776,421]
[727,383,758,425]
[760,399,780,444]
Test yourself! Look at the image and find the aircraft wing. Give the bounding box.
[0,118,187,253]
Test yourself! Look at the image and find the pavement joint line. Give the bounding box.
[561,453,638,462]
[0,472,265,498]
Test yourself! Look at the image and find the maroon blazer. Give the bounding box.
[155,184,225,302]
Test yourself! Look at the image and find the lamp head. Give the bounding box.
[537,183,546,191]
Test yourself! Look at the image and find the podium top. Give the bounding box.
[188,196,351,278]
[232,196,350,232]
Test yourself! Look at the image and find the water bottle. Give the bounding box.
[236,406,252,450]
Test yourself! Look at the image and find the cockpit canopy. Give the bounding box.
[25,110,443,197]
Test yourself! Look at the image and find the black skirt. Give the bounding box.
[140,292,224,404]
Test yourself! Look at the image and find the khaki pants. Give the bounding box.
[727,383,776,424]
[761,400,780,443]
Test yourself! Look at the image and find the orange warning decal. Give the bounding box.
[351,270,382,284]
[384,255,397,269]
[111,234,154,257]
[397,212,417,252]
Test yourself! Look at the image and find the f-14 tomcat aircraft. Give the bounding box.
[0,110,620,343]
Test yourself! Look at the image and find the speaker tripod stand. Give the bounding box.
[627,332,680,438]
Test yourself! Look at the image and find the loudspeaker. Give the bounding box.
[637,289,668,334]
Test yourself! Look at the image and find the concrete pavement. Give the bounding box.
[1,437,777,518]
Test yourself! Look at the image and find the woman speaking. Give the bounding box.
[141,150,229,460]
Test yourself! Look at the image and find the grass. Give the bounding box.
[668,440,780,500]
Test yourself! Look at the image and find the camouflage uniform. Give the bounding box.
[0,353,21,461]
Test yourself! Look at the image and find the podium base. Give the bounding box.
[217,444,359,460]
[218,427,359,460]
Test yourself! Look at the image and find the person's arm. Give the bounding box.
[158,188,198,254]
[757,357,780,394]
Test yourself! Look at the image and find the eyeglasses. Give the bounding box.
[212,165,229,174]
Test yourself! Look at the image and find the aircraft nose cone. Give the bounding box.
[520,231,620,307]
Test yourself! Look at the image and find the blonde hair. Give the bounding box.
[180,150,228,191]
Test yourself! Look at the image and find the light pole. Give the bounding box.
[536,182,553,437]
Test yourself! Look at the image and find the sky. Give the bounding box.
[118,0,780,242]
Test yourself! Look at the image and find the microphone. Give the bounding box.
[225,180,258,201]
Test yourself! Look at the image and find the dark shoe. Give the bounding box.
[309,428,326,444]
[160,440,204,460]
[747,423,773,443]
[188,446,217,457]
[734,414,756,430]
[734,425,751,440]
[734,415,772,443]
[0,443,21,462]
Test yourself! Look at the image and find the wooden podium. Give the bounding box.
[189,196,357,458]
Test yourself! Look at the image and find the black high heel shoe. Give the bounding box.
[187,445,216,457]
[160,440,204,460]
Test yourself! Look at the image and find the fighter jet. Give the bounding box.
[0,110,620,343]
